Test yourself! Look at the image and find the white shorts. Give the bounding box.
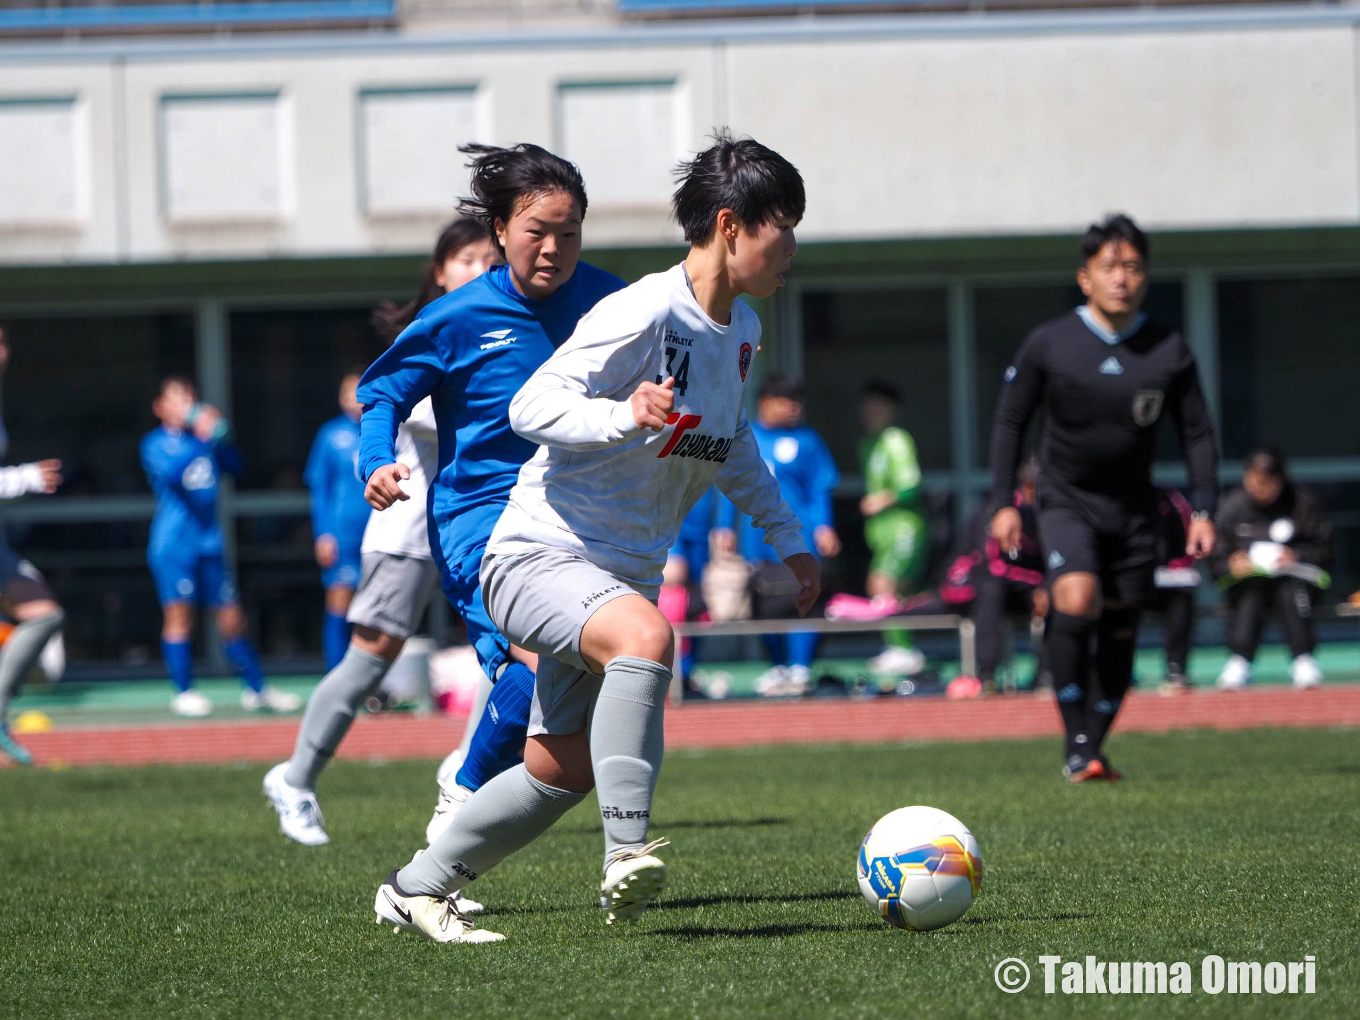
[346,552,441,640]
[482,544,645,737]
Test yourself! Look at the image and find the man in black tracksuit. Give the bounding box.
[989,214,1219,782]
[1210,446,1333,690]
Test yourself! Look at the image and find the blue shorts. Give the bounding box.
[439,538,511,683]
[150,552,238,608]
[322,536,363,590]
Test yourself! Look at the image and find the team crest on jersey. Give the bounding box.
[1132,389,1164,426]
[738,342,753,382]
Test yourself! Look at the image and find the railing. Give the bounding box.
[669,614,976,705]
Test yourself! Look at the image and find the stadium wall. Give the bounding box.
[1,6,1358,674]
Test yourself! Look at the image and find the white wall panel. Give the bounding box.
[160,94,290,222]
[556,81,683,209]
[360,87,482,217]
[0,98,86,227]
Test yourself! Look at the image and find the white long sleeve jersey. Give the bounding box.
[488,263,808,592]
[360,397,438,559]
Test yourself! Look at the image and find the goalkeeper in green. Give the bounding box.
[859,382,930,676]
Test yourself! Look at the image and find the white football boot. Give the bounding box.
[171,689,213,717]
[600,838,670,925]
[1215,654,1252,691]
[374,869,503,944]
[242,686,303,713]
[1290,654,1324,690]
[868,646,926,676]
[262,763,329,846]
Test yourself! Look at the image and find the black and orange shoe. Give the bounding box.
[1062,755,1107,784]
[1096,755,1123,782]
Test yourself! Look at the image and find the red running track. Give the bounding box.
[6,684,1360,769]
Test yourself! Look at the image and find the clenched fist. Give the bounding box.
[631,376,676,432]
[365,462,411,510]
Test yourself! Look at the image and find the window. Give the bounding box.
[1,312,195,496]
[1218,277,1360,459]
[801,287,950,475]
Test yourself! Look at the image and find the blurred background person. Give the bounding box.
[1212,446,1333,690]
[267,217,495,849]
[858,381,930,677]
[659,486,724,692]
[304,369,370,669]
[1154,487,1201,693]
[142,377,299,717]
[0,323,66,766]
[725,373,840,696]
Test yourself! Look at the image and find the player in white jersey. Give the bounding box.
[0,323,67,766]
[264,220,495,845]
[374,132,818,942]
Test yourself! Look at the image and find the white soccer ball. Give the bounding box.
[857,805,983,931]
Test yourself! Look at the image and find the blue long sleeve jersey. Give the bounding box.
[141,426,243,559]
[358,262,626,565]
[730,422,840,562]
[304,415,370,543]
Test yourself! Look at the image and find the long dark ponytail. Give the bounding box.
[371,217,491,342]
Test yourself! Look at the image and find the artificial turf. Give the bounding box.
[1,729,1357,1019]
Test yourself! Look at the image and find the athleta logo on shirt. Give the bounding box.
[656,413,733,462]
[479,329,518,350]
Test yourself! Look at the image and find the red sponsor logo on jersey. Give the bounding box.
[739,342,752,382]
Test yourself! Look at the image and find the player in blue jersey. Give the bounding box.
[358,144,625,852]
[304,370,370,669]
[142,377,301,717]
[726,372,841,695]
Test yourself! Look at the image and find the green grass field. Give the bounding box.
[3,729,1357,1019]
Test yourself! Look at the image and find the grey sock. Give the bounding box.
[284,646,390,790]
[0,609,64,722]
[591,655,670,865]
[397,763,585,897]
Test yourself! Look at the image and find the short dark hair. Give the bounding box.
[458,143,588,258]
[1244,444,1289,482]
[672,130,805,245]
[860,381,901,406]
[371,217,493,342]
[1080,213,1149,264]
[758,371,804,402]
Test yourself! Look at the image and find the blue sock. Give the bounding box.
[786,630,819,670]
[322,611,350,671]
[761,634,787,667]
[456,661,535,792]
[161,638,193,694]
[223,637,265,693]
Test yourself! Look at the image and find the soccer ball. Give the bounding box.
[857,805,982,931]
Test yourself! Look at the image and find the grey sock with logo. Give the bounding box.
[396,764,585,897]
[591,655,671,866]
[283,646,390,790]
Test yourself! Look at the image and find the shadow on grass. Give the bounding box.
[960,911,1092,925]
[556,816,790,836]
[479,888,858,919]
[654,889,859,911]
[648,921,881,940]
